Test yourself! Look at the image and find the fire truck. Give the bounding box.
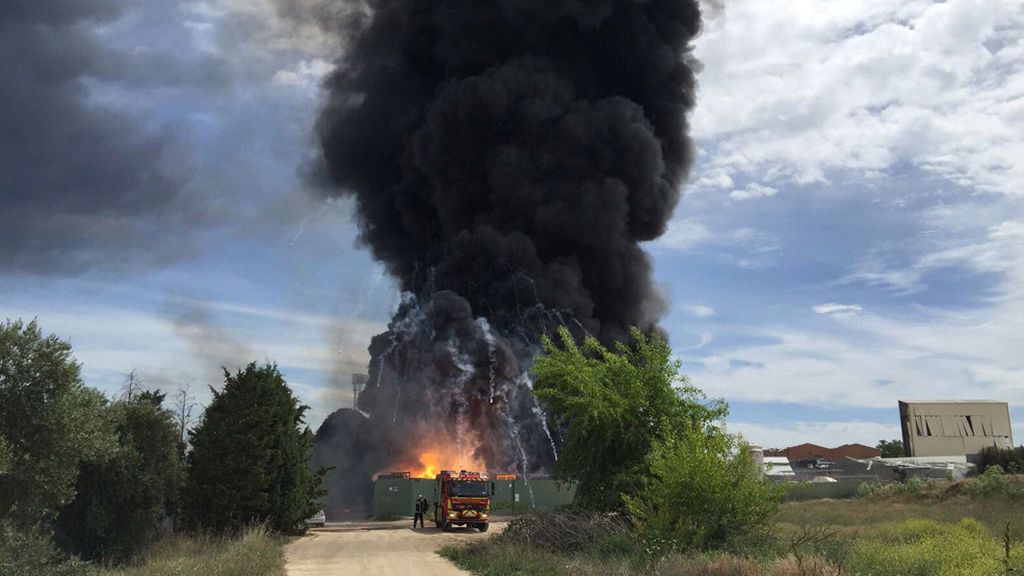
[432,470,492,532]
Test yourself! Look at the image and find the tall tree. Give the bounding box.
[0,319,116,529]
[56,395,181,562]
[532,326,728,511]
[182,363,325,533]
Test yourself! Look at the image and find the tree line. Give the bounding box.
[0,319,325,573]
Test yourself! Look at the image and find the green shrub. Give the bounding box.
[963,465,1024,500]
[857,477,938,499]
[0,522,96,576]
[624,426,784,552]
[56,396,181,563]
[845,518,1021,576]
[977,446,1024,475]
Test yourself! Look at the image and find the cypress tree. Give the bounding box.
[182,362,324,533]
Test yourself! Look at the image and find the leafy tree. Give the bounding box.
[0,319,116,529]
[56,395,181,562]
[624,425,783,550]
[182,363,325,533]
[876,439,904,458]
[532,326,728,511]
[533,326,782,550]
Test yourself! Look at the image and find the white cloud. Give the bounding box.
[652,218,713,251]
[693,0,1024,196]
[813,303,863,316]
[730,183,778,201]
[272,58,335,90]
[681,304,716,318]
[692,214,1024,412]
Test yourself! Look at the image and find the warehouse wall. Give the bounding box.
[900,401,1014,459]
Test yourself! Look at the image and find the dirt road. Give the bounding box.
[285,520,504,576]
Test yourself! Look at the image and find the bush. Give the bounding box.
[182,363,325,533]
[845,518,1023,576]
[497,510,630,554]
[0,521,95,576]
[857,477,938,499]
[962,465,1024,501]
[624,426,784,552]
[977,446,1024,475]
[56,396,181,562]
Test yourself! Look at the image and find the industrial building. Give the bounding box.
[899,400,1014,459]
[764,442,881,463]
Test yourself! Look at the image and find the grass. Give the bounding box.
[99,526,285,576]
[442,475,1024,576]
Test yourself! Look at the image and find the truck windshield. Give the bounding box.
[449,481,489,497]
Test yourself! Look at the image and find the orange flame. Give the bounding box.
[409,446,486,479]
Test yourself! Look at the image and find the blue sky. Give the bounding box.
[2,0,1022,448]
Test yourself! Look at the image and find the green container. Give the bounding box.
[372,477,435,518]
[375,476,576,517]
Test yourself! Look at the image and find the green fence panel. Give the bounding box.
[374,477,577,516]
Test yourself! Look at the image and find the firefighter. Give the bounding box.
[413,495,426,528]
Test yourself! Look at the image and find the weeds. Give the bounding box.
[99,526,284,576]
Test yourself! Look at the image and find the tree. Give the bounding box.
[532,326,728,511]
[171,384,200,450]
[120,368,142,402]
[182,363,325,533]
[533,326,782,550]
[624,425,783,550]
[876,439,904,458]
[56,395,181,562]
[0,319,116,529]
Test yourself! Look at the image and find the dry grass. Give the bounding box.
[99,526,285,576]
[776,491,1024,541]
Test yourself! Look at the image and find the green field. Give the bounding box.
[442,475,1024,576]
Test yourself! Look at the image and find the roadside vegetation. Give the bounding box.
[444,478,1024,576]
[99,526,284,576]
[0,319,322,576]
[444,326,1024,576]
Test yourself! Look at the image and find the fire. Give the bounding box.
[408,444,487,479]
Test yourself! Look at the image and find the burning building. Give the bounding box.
[310,0,705,511]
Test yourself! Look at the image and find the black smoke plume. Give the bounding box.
[312,0,703,512]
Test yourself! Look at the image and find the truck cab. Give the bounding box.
[432,470,492,532]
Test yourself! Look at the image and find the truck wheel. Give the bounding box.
[477,523,489,533]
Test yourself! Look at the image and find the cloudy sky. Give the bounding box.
[2,0,1022,448]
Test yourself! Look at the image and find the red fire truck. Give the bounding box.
[432,470,492,532]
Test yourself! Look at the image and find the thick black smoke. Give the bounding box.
[312,0,703,511]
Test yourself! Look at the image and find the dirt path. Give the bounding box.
[284,520,504,576]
